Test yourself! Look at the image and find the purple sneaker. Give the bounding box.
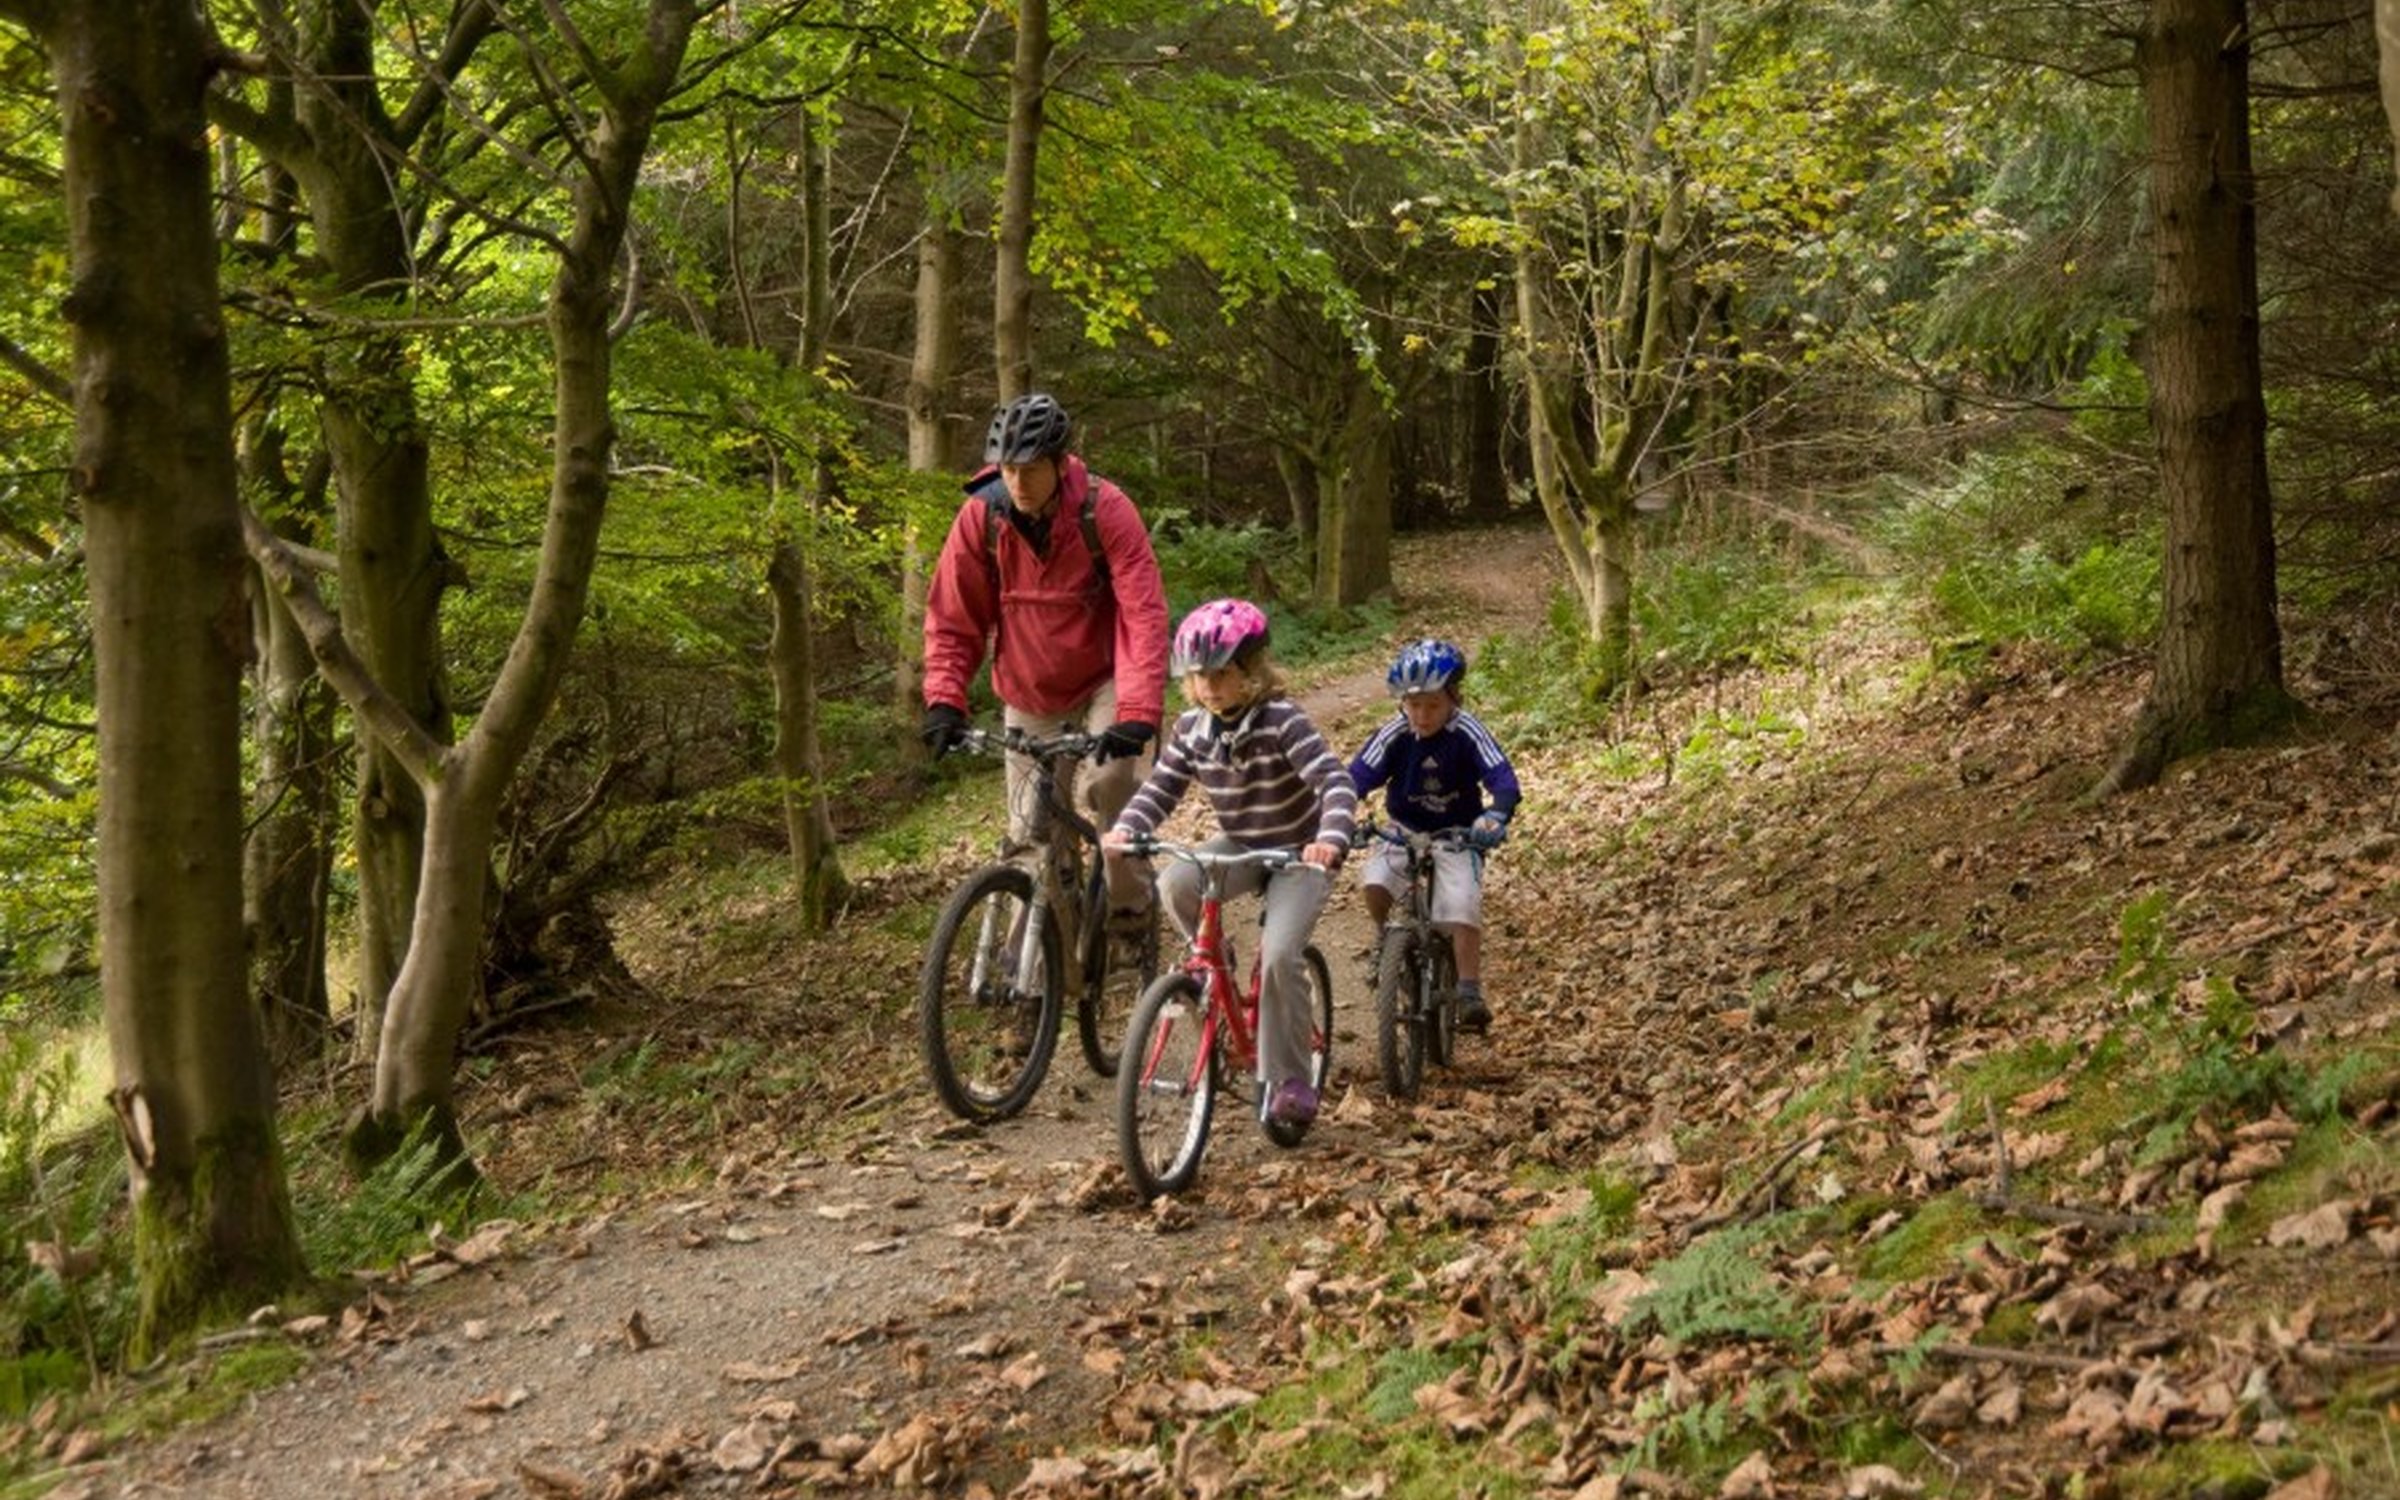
[1266,1078,1319,1127]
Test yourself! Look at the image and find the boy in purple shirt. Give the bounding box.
[1348,639,1521,1032]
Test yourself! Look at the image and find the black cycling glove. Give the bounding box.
[920,703,969,756]
[1094,720,1156,763]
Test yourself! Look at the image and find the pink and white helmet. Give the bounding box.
[1171,598,1270,675]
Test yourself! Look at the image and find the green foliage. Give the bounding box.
[293,1115,499,1279]
[1471,598,1615,750]
[1875,442,2158,665]
[1633,545,1811,679]
[1626,1221,1811,1350]
[0,1034,129,1416]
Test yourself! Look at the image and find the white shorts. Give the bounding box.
[1359,842,1483,929]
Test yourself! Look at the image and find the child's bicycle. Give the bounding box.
[1366,821,1482,1099]
[1112,834,1334,1202]
[917,727,1158,1123]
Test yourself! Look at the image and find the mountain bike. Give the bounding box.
[1367,822,1481,1100]
[1112,835,1334,1201]
[918,727,1158,1123]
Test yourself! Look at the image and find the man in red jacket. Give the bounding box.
[921,393,1170,926]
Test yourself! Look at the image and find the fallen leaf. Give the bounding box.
[464,1386,530,1414]
[1910,1373,1976,1432]
[722,1359,803,1384]
[711,1419,777,1473]
[2265,1465,2335,1500]
[1842,1464,1922,1498]
[623,1310,655,1351]
[1718,1450,1774,1497]
[2266,1200,2359,1249]
[1975,1379,2023,1428]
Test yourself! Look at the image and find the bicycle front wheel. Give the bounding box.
[919,864,1061,1123]
[1077,876,1157,1078]
[1115,972,1217,1200]
[1264,944,1336,1148]
[1375,927,1427,1100]
[1427,934,1458,1069]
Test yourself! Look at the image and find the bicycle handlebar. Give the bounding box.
[954,725,1104,762]
[1116,833,1310,873]
[1365,820,1485,855]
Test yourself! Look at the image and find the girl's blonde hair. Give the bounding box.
[1181,652,1286,709]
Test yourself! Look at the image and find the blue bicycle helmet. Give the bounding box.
[1387,638,1467,697]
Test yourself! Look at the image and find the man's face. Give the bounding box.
[1001,458,1061,517]
[1401,689,1454,737]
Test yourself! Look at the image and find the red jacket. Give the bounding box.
[922,456,1169,728]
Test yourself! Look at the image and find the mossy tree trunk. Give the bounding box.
[13,0,309,1351]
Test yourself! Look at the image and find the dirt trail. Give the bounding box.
[88,525,1566,1500]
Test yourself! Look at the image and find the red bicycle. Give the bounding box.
[1112,834,1334,1201]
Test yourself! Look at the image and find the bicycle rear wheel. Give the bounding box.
[1374,927,1427,1100]
[919,865,1061,1122]
[1077,873,1156,1077]
[1264,944,1336,1148]
[1115,972,1216,1200]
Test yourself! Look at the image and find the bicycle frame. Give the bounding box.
[1128,838,1297,1084]
[958,726,1104,991]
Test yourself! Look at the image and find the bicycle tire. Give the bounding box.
[1115,971,1216,1201]
[1263,944,1335,1148]
[1427,933,1458,1069]
[1076,871,1156,1078]
[919,864,1061,1122]
[1374,926,1427,1100]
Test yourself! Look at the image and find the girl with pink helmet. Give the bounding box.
[1104,599,1357,1128]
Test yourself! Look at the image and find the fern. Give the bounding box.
[1626,1222,1811,1349]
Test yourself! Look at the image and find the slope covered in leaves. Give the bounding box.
[70,527,2400,1500]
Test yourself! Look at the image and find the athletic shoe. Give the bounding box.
[1456,987,1491,1034]
[1266,1078,1319,1127]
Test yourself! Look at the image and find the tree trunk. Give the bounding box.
[239,420,335,1069]
[766,106,848,929]
[1462,284,1511,520]
[2378,0,2400,215]
[1314,364,1395,608]
[330,1,701,1170]
[246,551,335,1067]
[209,0,495,1063]
[28,0,308,1352]
[995,0,1050,400]
[2099,0,2292,795]
[899,217,966,741]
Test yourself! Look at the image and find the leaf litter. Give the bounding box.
[69,528,2400,1497]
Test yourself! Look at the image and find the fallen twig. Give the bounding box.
[1675,1119,1846,1245]
[1981,1097,2166,1234]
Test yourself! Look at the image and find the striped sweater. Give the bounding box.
[1114,697,1357,854]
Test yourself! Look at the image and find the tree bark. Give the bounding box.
[767,106,848,930]
[2378,0,2400,215]
[995,0,1050,400]
[899,216,966,741]
[2099,0,2292,795]
[288,0,702,1170]
[207,0,498,1062]
[22,0,308,1351]
[1314,358,1395,607]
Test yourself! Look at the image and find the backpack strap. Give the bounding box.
[976,478,1112,596]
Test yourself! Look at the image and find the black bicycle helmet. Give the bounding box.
[984,393,1074,465]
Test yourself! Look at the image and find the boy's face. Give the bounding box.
[1000,457,1061,517]
[1400,689,1454,737]
[1190,664,1253,717]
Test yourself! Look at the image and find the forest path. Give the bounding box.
[95,523,1568,1500]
